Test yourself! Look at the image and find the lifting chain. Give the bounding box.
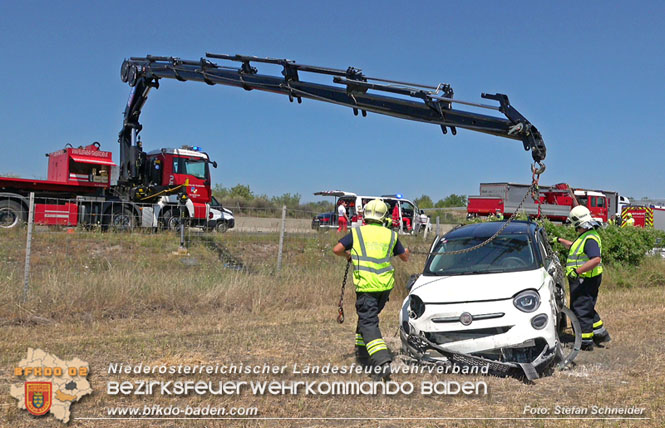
[412,161,546,257]
[337,259,351,324]
[531,161,546,219]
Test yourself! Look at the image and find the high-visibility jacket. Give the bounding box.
[351,224,398,292]
[622,218,635,228]
[566,229,603,278]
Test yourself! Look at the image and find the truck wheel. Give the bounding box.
[161,209,182,231]
[0,200,26,229]
[110,207,136,231]
[215,221,229,233]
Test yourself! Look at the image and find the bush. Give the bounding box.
[543,220,665,267]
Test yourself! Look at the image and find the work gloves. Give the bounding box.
[567,269,580,280]
[550,236,559,246]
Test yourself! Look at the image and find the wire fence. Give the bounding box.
[1,194,455,306]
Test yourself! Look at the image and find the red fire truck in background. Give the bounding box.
[467,182,629,223]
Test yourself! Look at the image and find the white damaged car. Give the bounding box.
[400,221,579,380]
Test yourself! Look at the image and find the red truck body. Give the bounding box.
[467,183,610,222]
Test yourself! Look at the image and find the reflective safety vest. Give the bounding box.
[351,225,398,292]
[622,218,635,228]
[566,229,603,278]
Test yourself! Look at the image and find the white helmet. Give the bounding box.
[568,206,593,228]
[364,199,388,222]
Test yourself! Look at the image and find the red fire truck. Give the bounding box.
[467,182,612,223]
[0,142,217,229]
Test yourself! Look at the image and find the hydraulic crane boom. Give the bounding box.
[119,53,546,186]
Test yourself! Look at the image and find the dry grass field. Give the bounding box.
[0,228,663,427]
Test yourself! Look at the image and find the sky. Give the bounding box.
[0,1,663,203]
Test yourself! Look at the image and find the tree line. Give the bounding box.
[212,184,332,217]
[414,194,468,209]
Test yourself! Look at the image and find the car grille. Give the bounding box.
[427,326,512,344]
[431,312,505,323]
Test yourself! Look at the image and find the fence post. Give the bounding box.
[423,220,429,241]
[436,216,440,236]
[276,205,287,271]
[22,192,35,303]
[179,219,186,250]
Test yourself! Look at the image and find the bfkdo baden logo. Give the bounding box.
[11,348,92,423]
[25,382,52,416]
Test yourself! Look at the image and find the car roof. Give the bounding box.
[445,221,537,239]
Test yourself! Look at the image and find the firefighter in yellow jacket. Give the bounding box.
[555,206,611,350]
[333,199,409,378]
[622,212,635,227]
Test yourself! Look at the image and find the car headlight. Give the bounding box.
[409,295,425,319]
[513,290,540,313]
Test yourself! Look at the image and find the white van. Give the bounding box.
[313,190,420,233]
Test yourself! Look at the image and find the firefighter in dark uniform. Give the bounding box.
[333,199,409,379]
[555,206,611,350]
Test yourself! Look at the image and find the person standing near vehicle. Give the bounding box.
[337,201,349,232]
[554,206,611,350]
[417,209,430,233]
[495,209,504,221]
[333,199,409,379]
[622,212,634,227]
[391,203,401,230]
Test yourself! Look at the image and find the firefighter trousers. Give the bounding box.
[355,290,392,366]
[569,274,607,344]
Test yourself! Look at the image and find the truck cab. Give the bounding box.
[144,146,217,228]
[145,146,214,203]
[574,190,608,223]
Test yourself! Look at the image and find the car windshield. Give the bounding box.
[425,233,538,276]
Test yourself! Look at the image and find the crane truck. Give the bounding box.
[1,52,547,230]
[0,142,222,230]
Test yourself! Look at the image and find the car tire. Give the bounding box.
[215,221,229,233]
[0,200,27,229]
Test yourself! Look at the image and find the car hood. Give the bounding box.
[410,269,547,302]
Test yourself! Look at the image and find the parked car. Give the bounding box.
[311,211,336,229]
[208,196,235,232]
[400,220,574,380]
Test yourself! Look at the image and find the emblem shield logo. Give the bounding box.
[25,382,52,416]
